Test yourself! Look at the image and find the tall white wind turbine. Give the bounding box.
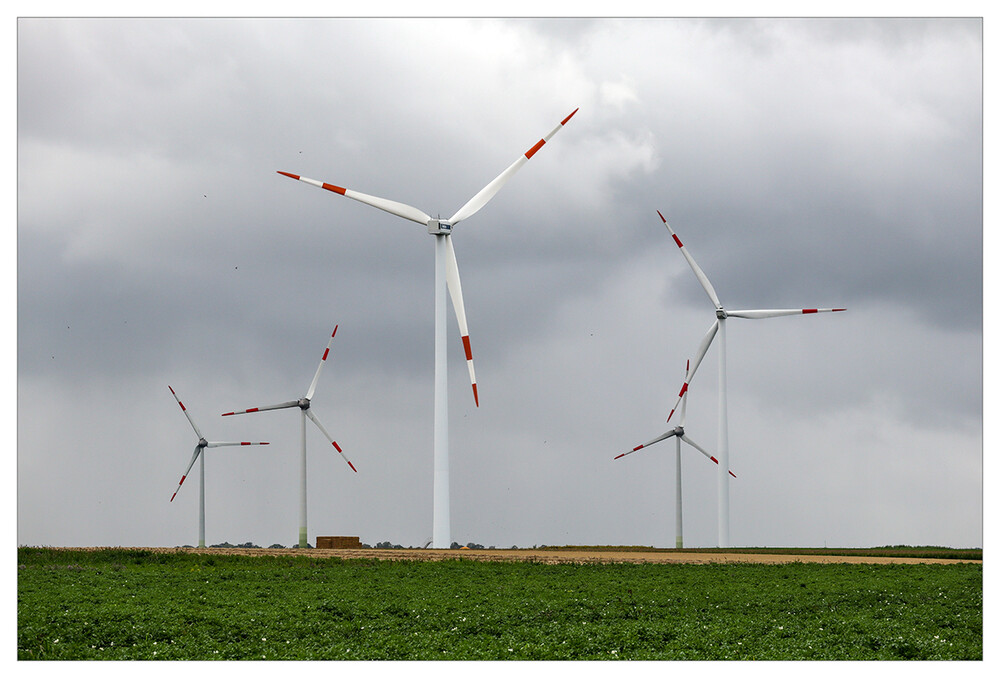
[657,210,845,547]
[222,325,357,548]
[615,360,736,548]
[276,109,578,548]
[168,385,269,548]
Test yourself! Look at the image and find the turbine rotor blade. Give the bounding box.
[168,386,203,440]
[679,360,690,427]
[170,445,203,502]
[277,172,432,226]
[222,401,299,416]
[306,325,338,401]
[448,108,578,225]
[614,429,680,460]
[657,211,722,309]
[305,409,357,473]
[727,308,847,319]
[679,434,737,478]
[444,237,478,406]
[667,320,718,422]
[206,441,270,448]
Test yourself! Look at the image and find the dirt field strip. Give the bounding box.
[58,547,981,565]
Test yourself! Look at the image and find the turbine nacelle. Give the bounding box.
[427,219,453,235]
[197,438,208,448]
[297,397,311,410]
[716,308,728,319]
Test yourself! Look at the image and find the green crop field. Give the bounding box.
[18,547,981,660]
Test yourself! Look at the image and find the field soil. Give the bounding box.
[57,546,980,565]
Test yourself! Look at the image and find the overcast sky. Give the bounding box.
[16,15,983,550]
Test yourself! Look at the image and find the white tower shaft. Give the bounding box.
[675,437,683,549]
[433,233,451,549]
[717,316,730,548]
[299,409,308,548]
[198,452,206,548]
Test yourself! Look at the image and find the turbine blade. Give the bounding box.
[667,320,718,422]
[206,441,270,448]
[614,429,680,460]
[170,445,203,502]
[305,409,357,473]
[679,360,690,427]
[448,108,578,225]
[277,171,432,226]
[306,325,338,401]
[444,237,478,406]
[658,211,722,309]
[727,308,847,319]
[222,401,299,416]
[679,434,736,477]
[168,386,203,440]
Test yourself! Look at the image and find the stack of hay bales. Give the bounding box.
[316,536,361,549]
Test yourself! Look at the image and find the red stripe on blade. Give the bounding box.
[472,383,479,408]
[222,412,235,416]
[561,108,579,125]
[322,182,347,195]
[178,401,186,411]
[803,309,818,314]
[332,326,338,337]
[633,445,644,452]
[729,470,737,478]
[277,171,300,180]
[322,348,330,361]
[672,234,683,248]
[462,335,473,361]
[710,456,719,465]
[333,441,342,452]
[524,139,546,159]
[241,442,251,445]
[348,461,357,473]
[614,453,625,460]
[246,408,259,413]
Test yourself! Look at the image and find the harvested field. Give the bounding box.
[51,546,981,565]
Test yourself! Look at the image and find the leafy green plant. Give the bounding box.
[18,548,981,660]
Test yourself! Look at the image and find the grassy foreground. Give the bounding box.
[18,547,981,660]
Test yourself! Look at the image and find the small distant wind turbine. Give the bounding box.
[168,385,269,548]
[615,360,735,548]
[657,210,845,547]
[222,325,356,548]
[277,109,578,548]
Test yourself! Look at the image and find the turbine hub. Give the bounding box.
[716,308,728,319]
[427,219,452,235]
[298,397,311,410]
[674,426,684,436]
[198,438,208,448]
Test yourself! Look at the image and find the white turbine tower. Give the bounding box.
[657,210,845,547]
[168,385,269,548]
[222,325,357,549]
[615,360,736,548]
[276,109,578,548]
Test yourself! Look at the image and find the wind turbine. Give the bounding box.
[168,385,269,548]
[657,210,845,547]
[222,325,356,549]
[276,109,578,548]
[615,360,736,548]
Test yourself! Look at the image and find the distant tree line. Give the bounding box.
[184,540,502,549]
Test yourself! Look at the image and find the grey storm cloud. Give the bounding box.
[17,17,981,550]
